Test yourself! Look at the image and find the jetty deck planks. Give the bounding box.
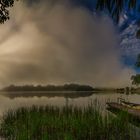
[107,102,140,120]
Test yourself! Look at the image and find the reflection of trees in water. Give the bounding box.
[3,91,93,99]
[66,97,68,107]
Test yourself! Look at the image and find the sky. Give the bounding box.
[0,0,139,87]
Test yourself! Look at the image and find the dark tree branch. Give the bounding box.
[96,0,137,23]
[0,0,16,23]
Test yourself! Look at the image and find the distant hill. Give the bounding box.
[2,84,94,92]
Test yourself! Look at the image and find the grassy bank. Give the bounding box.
[0,105,137,140]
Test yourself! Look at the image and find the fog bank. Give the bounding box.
[0,0,135,87]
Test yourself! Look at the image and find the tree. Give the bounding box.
[131,54,140,86]
[96,0,137,23]
[96,0,140,38]
[131,74,140,86]
[135,54,140,67]
[0,0,16,23]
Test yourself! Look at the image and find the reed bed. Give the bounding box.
[0,104,136,140]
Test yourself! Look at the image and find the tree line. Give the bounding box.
[2,84,94,91]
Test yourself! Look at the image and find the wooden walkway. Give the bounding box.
[107,102,140,121]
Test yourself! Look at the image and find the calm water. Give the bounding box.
[0,91,140,116]
[0,92,140,139]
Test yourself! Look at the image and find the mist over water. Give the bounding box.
[0,0,135,87]
[0,92,140,116]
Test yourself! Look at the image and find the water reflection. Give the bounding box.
[2,91,93,98]
[0,92,139,116]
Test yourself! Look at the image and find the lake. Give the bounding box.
[0,91,140,116]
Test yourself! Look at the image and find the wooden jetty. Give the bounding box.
[107,99,140,127]
[107,102,140,119]
[117,97,140,108]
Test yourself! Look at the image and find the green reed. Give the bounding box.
[0,104,137,140]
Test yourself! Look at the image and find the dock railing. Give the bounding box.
[117,97,125,104]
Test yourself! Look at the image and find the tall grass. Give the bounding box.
[0,104,136,140]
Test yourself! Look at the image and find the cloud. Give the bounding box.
[0,0,135,87]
